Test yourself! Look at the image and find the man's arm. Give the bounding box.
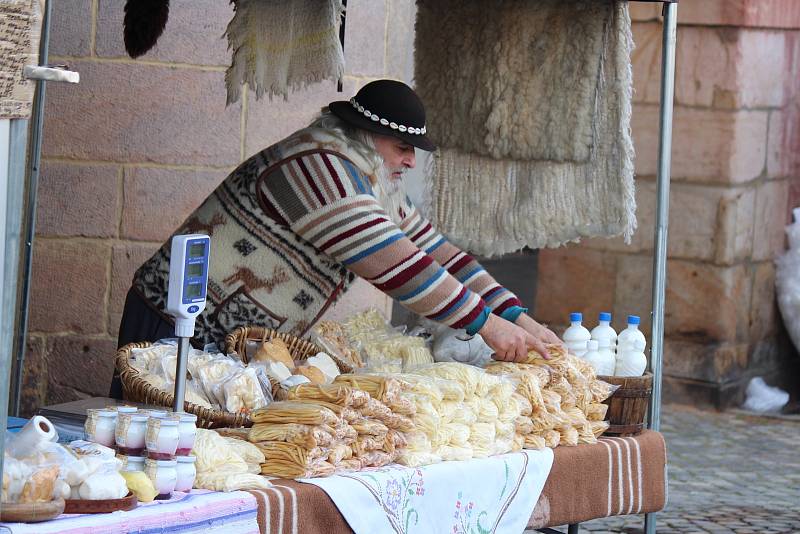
[398,198,563,352]
[397,198,526,320]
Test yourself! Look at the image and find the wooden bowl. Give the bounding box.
[0,498,65,522]
[64,492,137,514]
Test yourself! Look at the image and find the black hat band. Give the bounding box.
[350,98,427,135]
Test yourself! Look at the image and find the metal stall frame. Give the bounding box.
[1,0,677,531]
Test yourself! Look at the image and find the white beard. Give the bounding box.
[372,165,408,225]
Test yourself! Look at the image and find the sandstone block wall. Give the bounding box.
[535,2,800,408]
[22,0,412,414]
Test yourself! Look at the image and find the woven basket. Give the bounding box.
[224,326,351,399]
[598,372,653,436]
[116,342,251,429]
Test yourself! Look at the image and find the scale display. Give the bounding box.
[166,234,211,337]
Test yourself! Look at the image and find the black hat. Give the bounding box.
[329,79,436,152]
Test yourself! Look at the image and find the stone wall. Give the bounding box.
[534,1,800,408]
[21,0,413,415]
[22,0,800,414]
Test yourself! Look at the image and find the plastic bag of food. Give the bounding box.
[310,321,364,369]
[251,401,340,426]
[351,418,389,437]
[590,379,619,403]
[249,423,335,449]
[558,425,579,446]
[359,450,395,468]
[514,416,534,436]
[432,328,494,367]
[326,444,353,464]
[219,366,269,414]
[438,444,473,461]
[523,434,546,450]
[542,429,561,448]
[591,420,610,438]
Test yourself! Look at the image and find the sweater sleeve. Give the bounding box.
[397,197,527,322]
[258,151,489,333]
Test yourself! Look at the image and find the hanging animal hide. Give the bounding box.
[415,0,636,256]
[224,0,346,104]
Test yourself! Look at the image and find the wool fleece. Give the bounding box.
[415,0,636,256]
[225,0,345,104]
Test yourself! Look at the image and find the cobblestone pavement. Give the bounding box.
[532,405,800,533]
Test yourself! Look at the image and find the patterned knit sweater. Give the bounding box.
[132,128,525,347]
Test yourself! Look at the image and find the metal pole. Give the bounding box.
[0,119,30,518]
[10,0,53,416]
[172,338,190,412]
[646,2,677,534]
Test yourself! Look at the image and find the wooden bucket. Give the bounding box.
[597,372,653,436]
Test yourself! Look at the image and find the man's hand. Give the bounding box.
[514,313,565,358]
[478,314,539,363]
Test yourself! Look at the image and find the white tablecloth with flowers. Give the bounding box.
[300,449,554,534]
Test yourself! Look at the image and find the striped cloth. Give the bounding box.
[244,431,667,534]
[259,149,524,334]
[528,430,668,528]
[0,490,260,534]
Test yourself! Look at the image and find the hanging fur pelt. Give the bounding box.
[415,0,636,257]
[124,0,170,58]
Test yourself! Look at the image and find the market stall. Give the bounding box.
[1,1,678,533]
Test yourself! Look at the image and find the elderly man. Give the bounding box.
[113,80,561,396]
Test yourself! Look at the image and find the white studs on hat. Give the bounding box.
[350,98,426,135]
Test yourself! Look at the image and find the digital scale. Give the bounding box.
[165,234,211,412]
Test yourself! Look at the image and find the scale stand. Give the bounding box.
[165,234,211,413]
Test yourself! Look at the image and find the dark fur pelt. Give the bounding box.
[124,0,170,58]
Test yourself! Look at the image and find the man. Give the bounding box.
[113,80,561,397]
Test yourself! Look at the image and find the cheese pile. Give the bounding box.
[338,310,435,373]
[486,350,613,448]
[392,362,521,466]
[248,381,414,478]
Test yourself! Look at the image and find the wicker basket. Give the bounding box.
[223,326,351,399]
[116,342,250,429]
[598,372,653,436]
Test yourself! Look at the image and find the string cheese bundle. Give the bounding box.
[313,321,364,368]
[334,374,406,405]
[248,423,337,449]
[287,383,369,407]
[401,346,435,369]
[258,441,335,478]
[251,401,341,426]
[468,422,496,458]
[485,352,618,449]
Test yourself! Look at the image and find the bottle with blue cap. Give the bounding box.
[617,314,647,353]
[590,312,617,354]
[562,312,591,357]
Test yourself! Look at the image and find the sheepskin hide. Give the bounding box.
[415,0,636,256]
[225,0,345,104]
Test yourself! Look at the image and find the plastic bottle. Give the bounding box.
[615,338,647,377]
[583,340,616,376]
[563,312,591,357]
[596,338,617,376]
[590,312,618,353]
[617,315,647,353]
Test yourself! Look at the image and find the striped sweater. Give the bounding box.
[133,128,524,346]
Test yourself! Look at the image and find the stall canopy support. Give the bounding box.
[645,2,677,533]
